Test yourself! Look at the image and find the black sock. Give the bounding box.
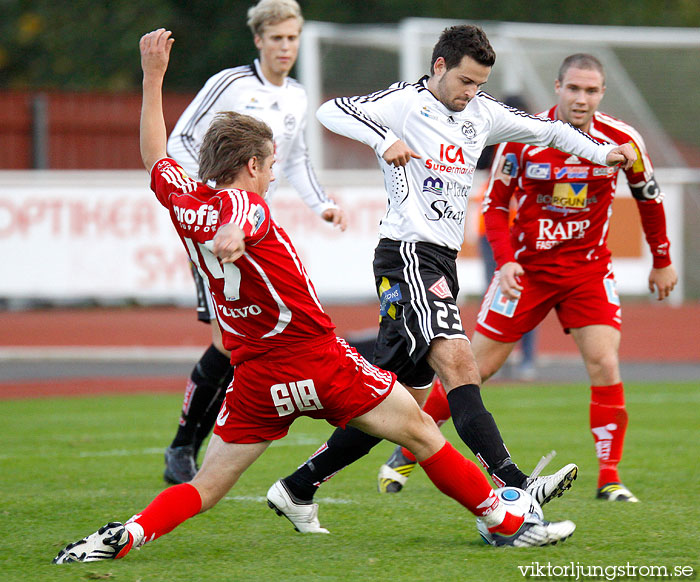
[283,426,382,501]
[193,367,233,459]
[170,344,231,448]
[446,383,528,487]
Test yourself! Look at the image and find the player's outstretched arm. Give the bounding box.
[605,142,637,170]
[648,265,678,301]
[139,28,174,172]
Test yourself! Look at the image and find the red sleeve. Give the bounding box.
[635,198,671,268]
[622,135,671,268]
[482,142,521,268]
[218,189,271,244]
[149,157,198,208]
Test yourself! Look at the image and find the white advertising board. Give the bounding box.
[0,170,677,304]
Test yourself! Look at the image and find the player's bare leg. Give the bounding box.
[470,331,517,382]
[425,336,577,503]
[192,436,271,511]
[571,325,637,502]
[54,436,269,563]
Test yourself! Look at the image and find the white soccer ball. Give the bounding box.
[476,487,544,544]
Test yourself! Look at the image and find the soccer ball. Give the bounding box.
[476,487,543,544]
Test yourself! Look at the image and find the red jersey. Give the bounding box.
[150,158,335,364]
[483,106,671,276]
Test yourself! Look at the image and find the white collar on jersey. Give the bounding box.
[253,59,290,89]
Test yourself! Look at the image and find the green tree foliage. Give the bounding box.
[0,0,698,90]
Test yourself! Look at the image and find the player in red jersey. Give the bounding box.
[381,53,677,502]
[52,29,577,564]
[162,0,346,486]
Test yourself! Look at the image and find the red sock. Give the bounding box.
[419,442,498,516]
[401,379,452,463]
[488,510,525,535]
[129,483,202,545]
[590,383,628,488]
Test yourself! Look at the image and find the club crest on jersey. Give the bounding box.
[284,113,297,134]
[429,276,452,299]
[525,162,551,180]
[248,204,265,233]
[461,121,477,140]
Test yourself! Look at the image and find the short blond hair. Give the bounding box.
[246,0,303,37]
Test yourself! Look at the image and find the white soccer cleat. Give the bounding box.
[266,480,330,534]
[53,522,133,564]
[525,456,578,506]
[490,515,576,547]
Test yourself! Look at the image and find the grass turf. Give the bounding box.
[1,381,698,581]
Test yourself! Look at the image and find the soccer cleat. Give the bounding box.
[266,480,329,534]
[525,462,578,506]
[489,515,576,547]
[377,445,417,493]
[596,482,639,502]
[164,444,197,484]
[53,522,133,564]
[522,452,577,506]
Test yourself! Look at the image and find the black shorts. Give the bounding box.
[191,263,214,323]
[372,238,468,387]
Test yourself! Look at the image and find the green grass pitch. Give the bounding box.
[1,381,698,581]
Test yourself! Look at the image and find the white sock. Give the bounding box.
[124,519,146,548]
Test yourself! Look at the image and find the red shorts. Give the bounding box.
[475,266,621,343]
[213,334,396,444]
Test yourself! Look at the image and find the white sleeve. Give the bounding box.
[316,84,413,158]
[166,70,242,180]
[485,101,614,166]
[282,117,337,215]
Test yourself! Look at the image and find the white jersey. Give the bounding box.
[317,77,615,250]
[167,59,335,215]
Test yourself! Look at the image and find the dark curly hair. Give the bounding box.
[430,25,496,74]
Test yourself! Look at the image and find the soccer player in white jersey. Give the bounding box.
[52,28,577,564]
[162,0,347,485]
[267,25,638,523]
[386,53,677,502]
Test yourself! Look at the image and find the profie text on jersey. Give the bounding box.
[172,204,219,232]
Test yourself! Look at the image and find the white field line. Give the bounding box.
[0,434,325,461]
[0,347,203,361]
[224,495,356,505]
